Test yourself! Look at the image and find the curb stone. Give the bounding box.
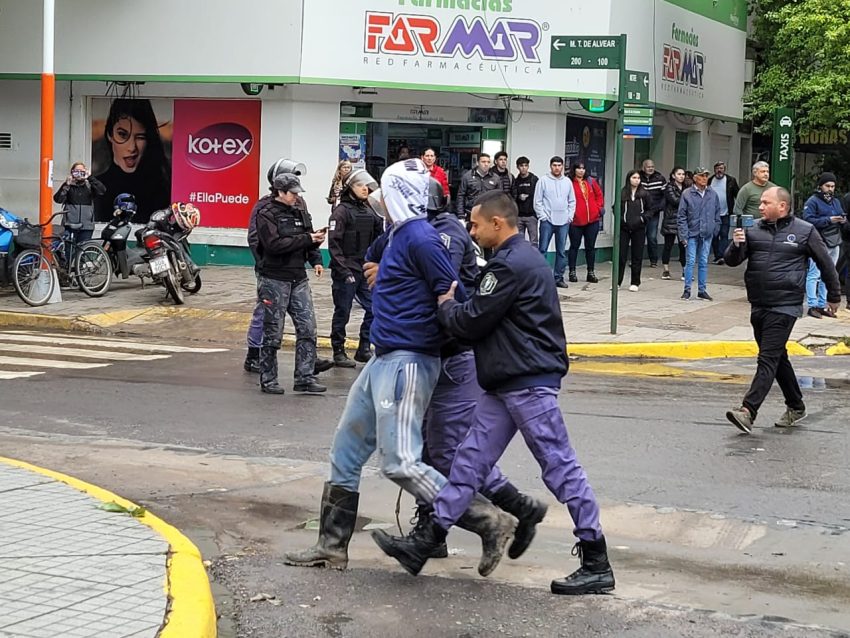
[0,456,217,638]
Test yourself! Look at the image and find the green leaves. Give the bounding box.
[749,0,850,132]
[98,501,147,518]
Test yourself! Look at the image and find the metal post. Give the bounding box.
[609,34,627,334]
[39,0,55,227]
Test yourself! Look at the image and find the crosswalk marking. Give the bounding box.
[0,343,169,362]
[0,371,45,380]
[2,332,228,354]
[0,330,229,383]
[0,356,110,370]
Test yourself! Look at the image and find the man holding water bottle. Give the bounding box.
[722,187,840,434]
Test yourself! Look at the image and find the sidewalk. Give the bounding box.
[0,457,216,638]
[1,262,848,357]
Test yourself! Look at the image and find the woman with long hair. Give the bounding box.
[618,170,651,292]
[94,99,171,223]
[327,160,353,209]
[567,162,604,283]
[661,166,687,280]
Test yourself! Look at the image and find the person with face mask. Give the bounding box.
[328,169,384,366]
[53,162,106,252]
[802,172,846,318]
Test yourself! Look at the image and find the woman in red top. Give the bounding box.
[422,148,450,200]
[568,162,605,283]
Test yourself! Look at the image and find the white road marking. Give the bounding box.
[0,356,110,370]
[0,371,45,379]
[2,332,228,354]
[0,343,169,362]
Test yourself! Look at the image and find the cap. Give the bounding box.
[693,166,710,176]
[273,173,305,194]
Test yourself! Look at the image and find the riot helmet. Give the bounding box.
[266,158,307,187]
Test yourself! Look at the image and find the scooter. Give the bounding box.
[0,207,22,286]
[101,207,147,280]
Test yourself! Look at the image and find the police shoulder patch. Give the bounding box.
[439,232,452,250]
[329,220,337,231]
[479,271,498,296]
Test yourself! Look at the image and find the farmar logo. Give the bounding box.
[662,23,705,96]
[365,11,542,63]
[187,122,253,171]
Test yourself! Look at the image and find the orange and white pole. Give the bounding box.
[39,0,55,226]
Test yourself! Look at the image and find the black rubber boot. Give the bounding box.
[284,483,359,570]
[243,347,260,373]
[489,483,548,559]
[333,347,356,368]
[410,504,448,559]
[550,536,615,595]
[371,516,448,576]
[353,340,373,363]
[453,495,516,577]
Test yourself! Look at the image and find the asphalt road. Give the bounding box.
[1,331,848,637]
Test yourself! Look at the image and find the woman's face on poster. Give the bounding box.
[108,116,148,173]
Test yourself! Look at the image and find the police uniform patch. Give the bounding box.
[440,232,452,250]
[479,272,498,296]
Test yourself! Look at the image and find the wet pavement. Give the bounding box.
[0,332,848,636]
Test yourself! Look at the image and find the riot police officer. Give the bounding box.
[328,169,383,367]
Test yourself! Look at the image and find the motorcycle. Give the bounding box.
[101,204,202,305]
[0,207,23,287]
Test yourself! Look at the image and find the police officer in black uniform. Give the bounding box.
[327,169,383,367]
[251,173,327,395]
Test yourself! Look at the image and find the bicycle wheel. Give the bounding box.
[12,249,54,306]
[74,243,112,297]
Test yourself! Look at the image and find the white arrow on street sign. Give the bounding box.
[553,39,565,51]
[643,76,649,87]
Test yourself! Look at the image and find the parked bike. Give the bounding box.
[12,211,112,306]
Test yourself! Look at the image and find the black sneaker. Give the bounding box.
[661,271,671,280]
[807,307,822,319]
[294,382,327,393]
[697,290,713,301]
[314,358,335,374]
[555,280,569,289]
[681,289,691,300]
[260,383,285,395]
[333,352,356,368]
[586,271,598,284]
[568,271,578,283]
[650,262,658,268]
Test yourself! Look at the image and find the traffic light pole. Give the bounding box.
[609,34,627,334]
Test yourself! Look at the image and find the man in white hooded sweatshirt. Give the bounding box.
[534,156,576,288]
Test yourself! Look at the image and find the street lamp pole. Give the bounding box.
[39,0,55,226]
[609,34,627,334]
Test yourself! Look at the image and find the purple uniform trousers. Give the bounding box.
[423,351,509,496]
[432,386,602,542]
[247,299,264,348]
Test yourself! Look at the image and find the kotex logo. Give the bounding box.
[365,11,542,63]
[186,122,254,171]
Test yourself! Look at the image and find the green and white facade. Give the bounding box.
[0,0,748,264]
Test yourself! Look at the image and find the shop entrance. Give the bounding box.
[339,103,507,200]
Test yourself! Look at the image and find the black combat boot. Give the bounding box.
[259,346,284,394]
[243,347,260,373]
[410,504,448,559]
[314,358,335,374]
[550,536,615,595]
[333,346,356,368]
[371,516,448,576]
[353,340,373,363]
[586,271,598,284]
[284,483,359,569]
[489,483,548,559]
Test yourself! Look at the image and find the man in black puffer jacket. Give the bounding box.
[723,187,840,434]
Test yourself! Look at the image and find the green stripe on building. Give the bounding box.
[664,0,747,30]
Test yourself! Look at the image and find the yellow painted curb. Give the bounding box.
[825,342,850,356]
[0,456,217,638]
[0,310,98,333]
[569,340,813,360]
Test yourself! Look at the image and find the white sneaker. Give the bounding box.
[629,285,639,292]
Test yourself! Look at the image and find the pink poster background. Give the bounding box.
[171,100,261,228]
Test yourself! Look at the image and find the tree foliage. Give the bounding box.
[748,0,850,133]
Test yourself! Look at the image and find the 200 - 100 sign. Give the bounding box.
[569,57,609,66]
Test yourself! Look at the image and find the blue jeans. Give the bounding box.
[645,213,660,264]
[684,236,712,292]
[806,246,840,308]
[538,220,569,282]
[330,272,373,351]
[712,215,730,261]
[329,350,446,503]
